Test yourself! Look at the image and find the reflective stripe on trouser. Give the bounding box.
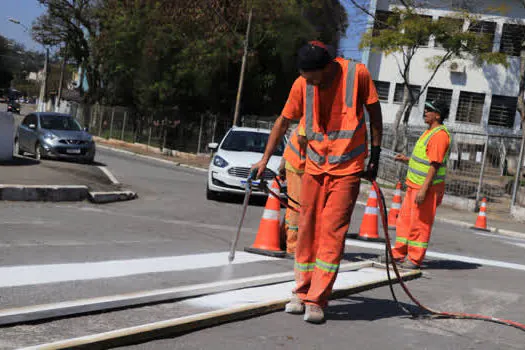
[294,173,360,308]
[392,186,444,266]
[285,169,302,254]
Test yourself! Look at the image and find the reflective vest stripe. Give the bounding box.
[407,166,446,180]
[328,143,367,165]
[305,85,323,142]
[307,146,326,165]
[316,259,339,273]
[345,60,356,108]
[288,141,306,160]
[410,155,430,166]
[396,237,408,244]
[327,113,365,140]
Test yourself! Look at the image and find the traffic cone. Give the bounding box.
[471,197,490,232]
[245,179,287,258]
[387,182,402,229]
[347,189,386,242]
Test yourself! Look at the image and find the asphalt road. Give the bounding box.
[0,146,524,349]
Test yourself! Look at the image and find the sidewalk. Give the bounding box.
[94,137,525,237]
[0,156,136,202]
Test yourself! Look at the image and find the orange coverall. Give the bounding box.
[392,130,450,266]
[281,58,379,307]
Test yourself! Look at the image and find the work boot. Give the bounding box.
[304,304,325,324]
[401,259,421,270]
[284,294,305,314]
[376,253,403,265]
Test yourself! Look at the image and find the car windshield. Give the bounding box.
[221,130,285,156]
[40,115,82,131]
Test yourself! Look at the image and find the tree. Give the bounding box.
[354,0,507,152]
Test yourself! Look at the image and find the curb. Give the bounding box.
[96,144,208,173]
[0,185,89,202]
[88,191,138,204]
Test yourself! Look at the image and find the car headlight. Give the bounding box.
[213,155,229,168]
[43,133,57,142]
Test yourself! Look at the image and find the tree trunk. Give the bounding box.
[391,85,410,151]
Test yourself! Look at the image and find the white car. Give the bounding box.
[207,126,287,200]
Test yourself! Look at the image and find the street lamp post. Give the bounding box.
[8,17,49,112]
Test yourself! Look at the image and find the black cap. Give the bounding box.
[425,99,449,121]
[297,41,332,72]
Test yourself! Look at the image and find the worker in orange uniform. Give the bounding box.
[389,99,451,269]
[278,126,307,256]
[252,41,383,324]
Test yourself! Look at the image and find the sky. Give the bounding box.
[0,0,368,58]
[0,0,46,51]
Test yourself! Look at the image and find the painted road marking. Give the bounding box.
[346,240,525,272]
[0,252,279,288]
[97,166,120,184]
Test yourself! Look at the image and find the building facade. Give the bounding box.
[363,0,525,136]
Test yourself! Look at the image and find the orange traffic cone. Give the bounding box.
[388,182,402,229]
[245,179,287,258]
[471,197,490,232]
[347,189,386,242]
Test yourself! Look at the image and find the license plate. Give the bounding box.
[66,149,81,154]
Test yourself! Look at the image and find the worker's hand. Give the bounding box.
[278,158,286,179]
[415,189,427,206]
[363,146,381,181]
[297,135,307,150]
[394,154,410,163]
[251,159,268,179]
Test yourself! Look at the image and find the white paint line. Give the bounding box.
[503,241,525,250]
[345,239,525,272]
[0,262,371,326]
[0,239,176,248]
[21,268,419,349]
[97,145,208,173]
[0,252,279,288]
[97,166,120,184]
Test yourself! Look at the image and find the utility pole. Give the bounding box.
[232,6,253,127]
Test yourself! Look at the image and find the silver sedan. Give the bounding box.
[15,112,96,163]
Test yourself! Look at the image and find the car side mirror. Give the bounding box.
[28,124,36,129]
[208,142,219,151]
[84,127,89,132]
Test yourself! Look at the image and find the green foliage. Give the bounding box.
[33,0,348,120]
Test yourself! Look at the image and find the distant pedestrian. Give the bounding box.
[388,99,451,269]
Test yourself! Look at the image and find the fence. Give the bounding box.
[380,126,524,213]
[70,103,231,154]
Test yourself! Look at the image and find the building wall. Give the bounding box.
[365,0,525,135]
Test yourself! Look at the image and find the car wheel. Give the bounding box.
[34,143,42,160]
[14,138,23,156]
[206,184,219,201]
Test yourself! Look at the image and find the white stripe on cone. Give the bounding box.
[364,207,379,215]
[478,212,487,217]
[262,210,280,221]
[391,203,401,209]
[368,190,377,199]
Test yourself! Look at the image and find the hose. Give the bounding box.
[370,180,525,333]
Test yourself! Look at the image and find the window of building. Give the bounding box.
[468,20,496,52]
[500,23,525,57]
[373,81,390,101]
[394,83,420,104]
[435,17,464,48]
[488,95,517,128]
[456,91,485,124]
[372,11,399,37]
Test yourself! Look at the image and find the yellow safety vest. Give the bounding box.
[406,126,451,186]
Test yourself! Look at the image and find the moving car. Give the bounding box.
[14,112,96,163]
[207,126,286,199]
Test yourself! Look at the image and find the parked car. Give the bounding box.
[7,101,21,114]
[14,112,96,163]
[206,126,286,200]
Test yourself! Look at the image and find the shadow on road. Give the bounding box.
[0,156,40,166]
[326,296,425,322]
[421,259,481,270]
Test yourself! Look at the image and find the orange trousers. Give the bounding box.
[284,169,302,254]
[294,173,360,308]
[392,185,444,266]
